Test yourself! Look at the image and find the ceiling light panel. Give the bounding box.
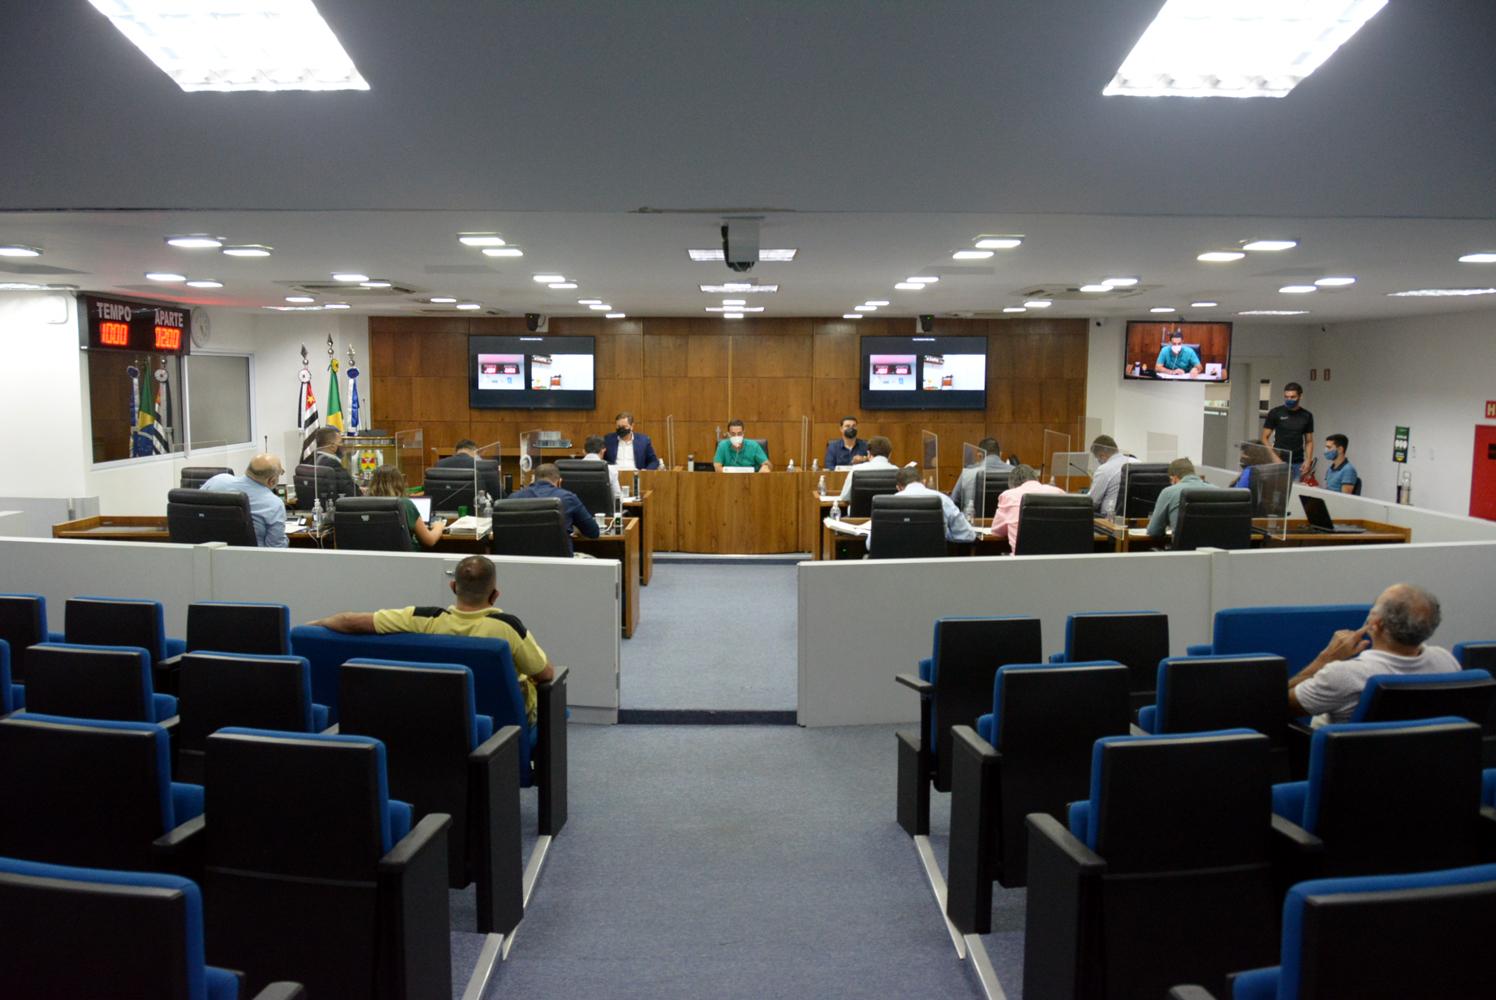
[1191,301,1219,308]
[88,0,370,93]
[1079,284,1111,293]
[1103,0,1388,99]
[605,312,626,319]
[1458,252,1496,264]
[1197,251,1246,262]
[0,244,43,257]
[1002,307,1027,313]
[1024,299,1052,308]
[1242,239,1299,252]
[1279,285,1317,294]
[907,276,939,284]
[332,272,368,282]
[533,274,565,283]
[952,250,993,260]
[458,234,505,246]
[185,279,223,288]
[455,302,482,310]
[842,314,863,320]
[221,244,272,257]
[1387,288,1496,298]
[1314,276,1356,286]
[699,284,778,294]
[167,235,223,248]
[974,236,1023,250]
[1150,306,1177,313]
[146,272,186,282]
[705,306,765,313]
[894,282,925,291]
[1239,309,1310,315]
[687,249,798,262]
[481,247,524,257]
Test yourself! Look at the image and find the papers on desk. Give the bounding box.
[818,494,841,503]
[823,517,870,536]
[1128,527,1152,537]
[284,521,308,535]
[447,516,492,534]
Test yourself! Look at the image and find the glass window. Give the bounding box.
[86,350,184,463]
[187,353,253,448]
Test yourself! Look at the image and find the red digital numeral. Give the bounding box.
[99,321,130,347]
[154,325,182,351]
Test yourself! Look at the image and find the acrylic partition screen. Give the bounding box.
[960,442,988,518]
[664,415,676,470]
[1041,429,1070,486]
[394,429,425,488]
[921,430,939,488]
[518,430,542,485]
[1235,440,1293,535]
[476,439,501,498]
[1146,431,1180,465]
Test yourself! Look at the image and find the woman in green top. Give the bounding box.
[367,465,447,548]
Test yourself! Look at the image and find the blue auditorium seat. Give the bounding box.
[64,595,187,666]
[1135,653,1291,778]
[1,639,22,714]
[0,592,59,682]
[1049,610,1169,709]
[22,642,177,722]
[175,652,331,783]
[1186,604,1371,670]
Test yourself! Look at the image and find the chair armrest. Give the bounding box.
[154,653,183,696]
[1129,722,1149,736]
[1168,988,1219,1000]
[1270,812,1324,893]
[946,726,1001,935]
[152,814,205,881]
[894,673,933,695]
[1479,805,1496,860]
[1024,812,1106,1000]
[468,725,524,936]
[1186,643,1212,656]
[378,813,452,999]
[1269,813,1323,853]
[1286,719,1314,780]
[251,984,307,1000]
[321,723,339,735]
[536,665,569,836]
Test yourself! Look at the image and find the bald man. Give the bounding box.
[202,454,290,548]
[1287,583,1461,724]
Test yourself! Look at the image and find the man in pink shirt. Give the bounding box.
[990,464,1066,554]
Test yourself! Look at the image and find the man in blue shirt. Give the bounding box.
[823,415,870,470]
[1146,457,1218,538]
[202,454,289,548]
[866,466,976,553]
[1323,433,1359,494]
[509,463,600,555]
[1155,329,1203,375]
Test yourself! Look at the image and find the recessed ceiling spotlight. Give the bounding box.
[1191,300,1219,308]
[974,236,1023,250]
[1238,309,1310,316]
[687,249,798,262]
[221,244,272,257]
[263,305,324,312]
[1103,0,1388,99]
[1102,276,1140,287]
[1279,285,1317,294]
[324,303,350,310]
[185,279,223,288]
[458,234,505,247]
[430,296,457,304]
[1458,252,1496,264]
[166,235,223,249]
[1197,251,1246,262]
[855,304,878,311]
[1387,287,1496,298]
[482,247,524,257]
[145,271,186,282]
[455,302,482,310]
[578,298,602,305]
[1242,239,1298,252]
[548,282,578,290]
[1314,276,1356,287]
[1150,306,1177,313]
[842,313,863,320]
[1002,306,1027,313]
[894,282,925,291]
[589,304,612,311]
[864,300,890,307]
[285,295,316,303]
[1079,284,1111,293]
[606,312,626,319]
[0,244,43,257]
[533,274,566,283]
[952,250,994,260]
[359,280,392,289]
[332,272,369,282]
[699,283,778,294]
[907,276,939,284]
[1024,299,1053,308]
[724,313,745,320]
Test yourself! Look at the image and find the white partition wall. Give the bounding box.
[0,538,207,634]
[797,552,1216,726]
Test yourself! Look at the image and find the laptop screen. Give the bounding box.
[1299,494,1334,529]
[410,496,433,521]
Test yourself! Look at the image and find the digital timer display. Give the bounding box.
[79,293,192,355]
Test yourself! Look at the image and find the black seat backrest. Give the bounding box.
[185,602,290,655]
[205,730,387,880]
[1094,730,1272,874]
[1157,655,1290,746]
[554,460,613,517]
[1116,463,1171,519]
[166,487,258,546]
[24,644,154,722]
[976,467,1007,519]
[0,861,201,1000]
[65,597,164,662]
[177,653,314,780]
[492,497,570,557]
[869,493,946,559]
[422,466,477,513]
[931,618,1043,789]
[1173,487,1253,550]
[1014,494,1094,555]
[849,468,900,517]
[1456,644,1496,740]
[0,716,168,870]
[178,466,233,490]
[0,594,47,682]
[291,460,356,512]
[751,439,770,460]
[1067,611,1170,705]
[1360,674,1496,729]
[333,497,413,552]
[1313,720,1482,876]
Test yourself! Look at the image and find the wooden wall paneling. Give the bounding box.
[685,333,730,378]
[812,378,859,422]
[1040,380,1070,423]
[811,325,857,379]
[596,331,643,379]
[413,333,469,378]
[594,379,639,428]
[987,379,1015,423]
[686,378,730,422]
[371,376,412,424]
[987,328,1016,376]
[1012,379,1043,425]
[734,333,812,378]
[638,381,689,428]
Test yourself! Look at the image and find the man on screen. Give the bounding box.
[603,412,661,471]
[1155,329,1203,376]
[823,416,870,470]
[714,420,772,472]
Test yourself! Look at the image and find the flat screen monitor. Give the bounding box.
[1123,321,1232,383]
[859,335,988,410]
[469,335,596,409]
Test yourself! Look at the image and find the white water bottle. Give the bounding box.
[817,474,827,496]
[963,498,976,522]
[829,499,841,522]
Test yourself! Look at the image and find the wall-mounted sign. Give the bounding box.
[1485,400,1496,419]
[78,293,192,355]
[1393,425,1410,464]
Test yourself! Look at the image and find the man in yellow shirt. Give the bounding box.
[309,555,555,725]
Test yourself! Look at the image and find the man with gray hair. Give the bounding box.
[1288,583,1461,723]
[202,454,288,548]
[990,463,1064,553]
[1086,434,1138,519]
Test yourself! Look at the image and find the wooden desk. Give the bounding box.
[637,469,679,552]
[622,489,653,585]
[1097,517,1412,552]
[571,517,640,638]
[802,472,849,556]
[53,515,171,541]
[677,471,801,554]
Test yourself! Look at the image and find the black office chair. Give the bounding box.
[848,467,900,517]
[751,438,770,461]
[291,461,357,512]
[422,466,478,514]
[975,467,1008,519]
[555,459,614,518]
[332,497,413,552]
[1116,462,1172,519]
[868,493,946,559]
[1014,493,1094,555]
[166,487,258,546]
[1173,487,1252,550]
[491,497,571,558]
[178,466,233,490]
[1352,477,1364,496]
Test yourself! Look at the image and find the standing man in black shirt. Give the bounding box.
[1261,381,1315,483]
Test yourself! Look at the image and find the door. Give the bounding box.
[1471,425,1496,520]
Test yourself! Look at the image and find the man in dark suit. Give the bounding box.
[292,426,362,510]
[602,411,661,471]
[434,438,503,498]
[509,463,600,556]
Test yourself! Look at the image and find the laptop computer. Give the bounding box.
[1300,494,1366,534]
[409,496,433,521]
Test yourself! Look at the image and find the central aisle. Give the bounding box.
[486,723,980,998]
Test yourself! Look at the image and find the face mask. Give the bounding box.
[1170,344,1182,354]
[616,426,631,437]
[729,435,745,447]
[1284,398,1299,409]
[843,427,858,439]
[1324,448,1337,460]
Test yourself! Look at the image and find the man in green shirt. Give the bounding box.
[713,419,773,472]
[308,555,555,725]
[1147,457,1219,538]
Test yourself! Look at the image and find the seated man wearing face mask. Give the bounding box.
[603,411,661,471]
[823,415,870,470]
[292,425,362,510]
[1155,328,1203,376]
[713,419,772,472]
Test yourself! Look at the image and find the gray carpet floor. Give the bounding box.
[481,723,984,999]
[622,563,798,711]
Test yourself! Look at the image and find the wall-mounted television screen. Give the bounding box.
[469,335,596,409]
[1123,321,1232,383]
[859,335,988,410]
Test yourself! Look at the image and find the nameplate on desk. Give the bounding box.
[721,466,755,474]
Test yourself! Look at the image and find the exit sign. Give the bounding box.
[1487,400,1496,419]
